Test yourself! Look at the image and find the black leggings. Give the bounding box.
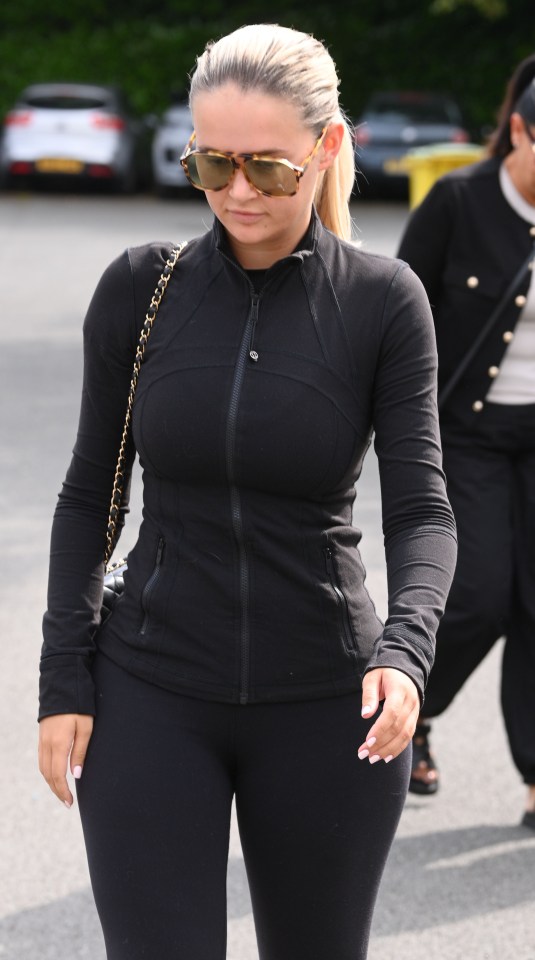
[77,654,411,960]
[424,403,535,783]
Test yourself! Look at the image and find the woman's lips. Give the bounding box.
[228,209,264,223]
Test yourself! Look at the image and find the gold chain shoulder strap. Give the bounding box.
[105,241,187,565]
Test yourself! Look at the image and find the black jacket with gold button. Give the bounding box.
[397,157,535,427]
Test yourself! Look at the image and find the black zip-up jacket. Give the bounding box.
[39,211,457,719]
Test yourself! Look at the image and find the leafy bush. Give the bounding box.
[0,1,532,136]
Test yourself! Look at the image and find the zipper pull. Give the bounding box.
[249,295,260,362]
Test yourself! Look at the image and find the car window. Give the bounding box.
[365,96,461,125]
[22,95,110,110]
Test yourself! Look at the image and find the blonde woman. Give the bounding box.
[38,23,456,959]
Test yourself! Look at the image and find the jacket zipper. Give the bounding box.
[140,537,165,636]
[324,546,357,656]
[226,293,260,704]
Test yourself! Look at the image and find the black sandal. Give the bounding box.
[409,721,439,795]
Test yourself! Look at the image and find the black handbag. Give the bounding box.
[100,242,186,622]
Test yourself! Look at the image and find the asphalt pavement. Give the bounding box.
[0,190,534,960]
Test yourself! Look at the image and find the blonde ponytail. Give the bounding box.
[314,118,355,241]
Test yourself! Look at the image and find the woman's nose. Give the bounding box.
[228,165,258,199]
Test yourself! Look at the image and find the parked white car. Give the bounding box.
[0,82,151,191]
[151,101,194,195]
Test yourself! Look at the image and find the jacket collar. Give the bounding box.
[211,206,322,266]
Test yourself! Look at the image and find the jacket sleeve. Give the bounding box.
[39,248,155,720]
[365,261,457,702]
[396,178,455,307]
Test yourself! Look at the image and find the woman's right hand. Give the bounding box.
[38,713,94,808]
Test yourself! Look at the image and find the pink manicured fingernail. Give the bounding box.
[361,705,372,716]
[385,755,394,764]
[366,737,377,748]
[64,800,72,809]
[73,765,83,779]
[369,755,381,764]
[358,749,369,760]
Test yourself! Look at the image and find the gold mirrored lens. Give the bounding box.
[244,159,297,197]
[187,154,234,190]
[184,152,299,196]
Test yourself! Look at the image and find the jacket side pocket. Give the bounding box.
[324,546,358,657]
[140,537,165,636]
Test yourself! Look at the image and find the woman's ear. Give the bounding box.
[509,111,523,149]
[319,123,345,169]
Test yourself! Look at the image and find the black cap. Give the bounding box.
[514,78,535,124]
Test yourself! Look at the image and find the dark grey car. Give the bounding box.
[353,91,470,198]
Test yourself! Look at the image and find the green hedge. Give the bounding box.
[0,1,532,135]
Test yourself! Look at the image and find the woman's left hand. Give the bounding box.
[357,667,420,764]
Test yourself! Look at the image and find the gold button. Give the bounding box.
[530,225,535,237]
[503,330,514,343]
[515,294,527,307]
[466,276,479,288]
[472,400,484,412]
[488,366,499,378]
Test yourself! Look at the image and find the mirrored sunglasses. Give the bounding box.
[180,128,326,198]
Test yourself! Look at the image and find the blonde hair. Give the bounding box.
[189,23,355,241]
